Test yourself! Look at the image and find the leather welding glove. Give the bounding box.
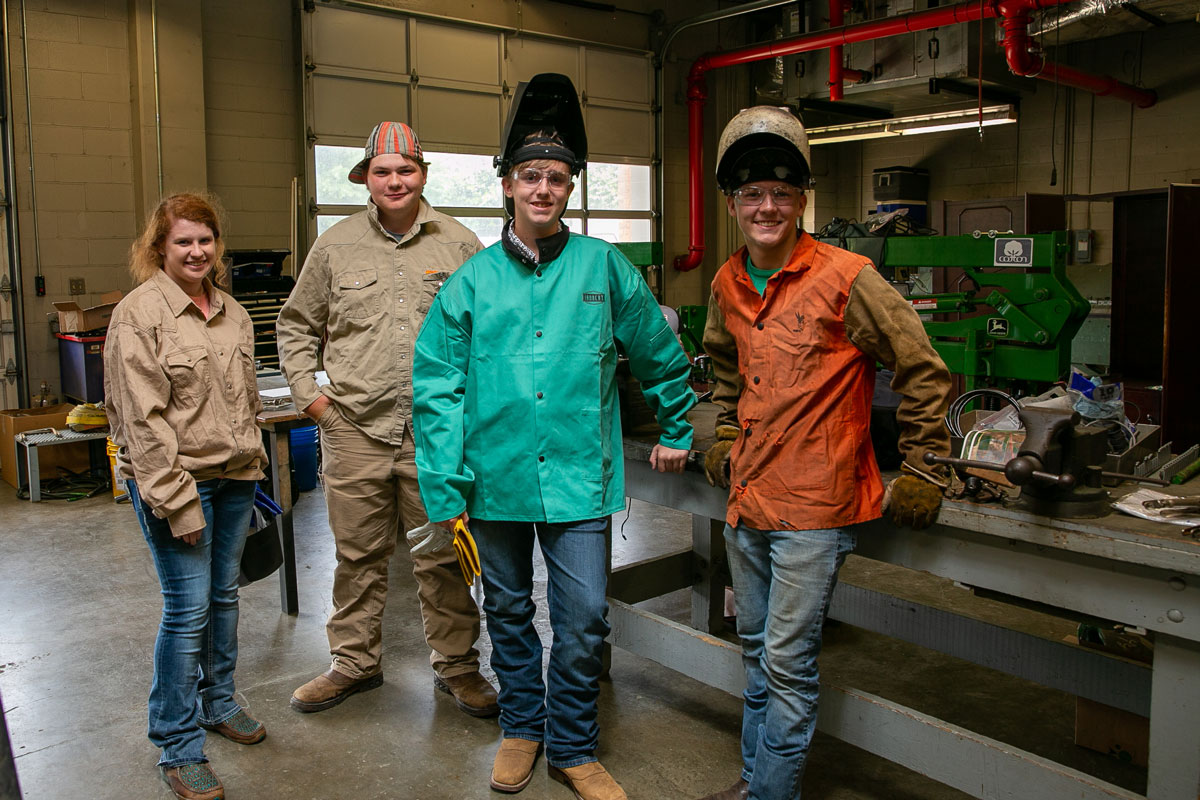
[704,425,740,489]
[885,474,944,529]
[406,521,454,556]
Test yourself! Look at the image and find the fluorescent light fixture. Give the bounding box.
[808,104,1017,145]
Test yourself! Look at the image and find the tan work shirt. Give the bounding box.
[277,198,483,445]
[104,269,266,537]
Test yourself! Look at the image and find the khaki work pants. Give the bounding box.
[316,404,481,680]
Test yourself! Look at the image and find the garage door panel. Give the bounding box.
[506,38,580,86]
[312,6,409,73]
[586,49,650,104]
[416,87,501,150]
[415,21,500,86]
[586,105,651,160]
[313,75,409,139]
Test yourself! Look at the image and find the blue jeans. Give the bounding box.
[725,523,857,800]
[471,517,610,768]
[129,478,256,767]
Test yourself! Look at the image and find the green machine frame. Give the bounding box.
[881,232,1090,390]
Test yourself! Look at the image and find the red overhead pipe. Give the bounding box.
[673,0,1002,271]
[829,0,846,101]
[998,0,1156,107]
[672,0,1156,271]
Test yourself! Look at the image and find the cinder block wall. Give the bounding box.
[4,0,298,407]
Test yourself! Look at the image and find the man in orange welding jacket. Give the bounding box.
[695,106,952,800]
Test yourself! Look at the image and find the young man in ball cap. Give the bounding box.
[412,73,696,800]
[277,121,499,718]
[695,106,952,800]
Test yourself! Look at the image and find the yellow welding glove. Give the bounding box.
[704,425,740,489]
[885,474,944,529]
[453,519,481,586]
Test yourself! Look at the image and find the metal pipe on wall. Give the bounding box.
[672,0,1157,271]
[829,0,844,101]
[1,0,30,406]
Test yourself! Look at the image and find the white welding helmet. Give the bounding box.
[715,106,812,195]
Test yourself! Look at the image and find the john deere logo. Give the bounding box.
[993,237,1033,266]
[987,318,1010,337]
[582,291,605,304]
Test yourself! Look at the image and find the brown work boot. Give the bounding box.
[697,777,749,800]
[490,737,543,792]
[548,761,627,800]
[290,668,383,713]
[434,670,500,717]
[200,709,266,745]
[160,762,224,800]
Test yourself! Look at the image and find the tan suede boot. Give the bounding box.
[548,761,627,800]
[490,738,543,792]
[434,671,500,717]
[290,668,383,713]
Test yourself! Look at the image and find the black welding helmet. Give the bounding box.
[495,73,588,178]
[715,106,812,194]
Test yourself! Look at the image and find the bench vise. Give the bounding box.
[926,405,1111,518]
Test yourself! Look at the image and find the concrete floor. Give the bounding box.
[0,486,1147,800]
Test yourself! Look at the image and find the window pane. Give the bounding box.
[317,215,348,236]
[565,217,583,234]
[585,218,651,244]
[315,146,368,205]
[424,152,503,208]
[456,217,504,247]
[587,163,651,211]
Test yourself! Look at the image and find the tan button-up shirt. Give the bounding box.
[277,198,483,444]
[104,270,266,537]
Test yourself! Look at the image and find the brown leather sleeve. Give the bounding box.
[845,264,952,470]
[701,288,742,431]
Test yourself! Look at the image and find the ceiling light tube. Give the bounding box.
[808,104,1017,144]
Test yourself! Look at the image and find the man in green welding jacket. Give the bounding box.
[411,73,695,800]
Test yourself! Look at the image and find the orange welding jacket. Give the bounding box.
[703,232,951,532]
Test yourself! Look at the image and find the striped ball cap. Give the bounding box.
[348,121,426,184]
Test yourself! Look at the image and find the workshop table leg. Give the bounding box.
[267,428,299,615]
[691,516,726,633]
[22,444,40,503]
[1147,633,1200,799]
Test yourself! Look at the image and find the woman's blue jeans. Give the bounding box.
[129,478,256,767]
[470,517,610,768]
[725,523,857,800]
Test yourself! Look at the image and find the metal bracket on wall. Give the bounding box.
[5,358,17,384]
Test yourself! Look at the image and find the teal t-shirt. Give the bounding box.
[745,255,781,296]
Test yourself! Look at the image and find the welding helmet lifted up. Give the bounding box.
[494,73,588,178]
[715,106,813,195]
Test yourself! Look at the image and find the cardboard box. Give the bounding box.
[52,290,123,334]
[0,404,92,489]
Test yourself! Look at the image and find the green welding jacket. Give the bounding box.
[413,232,695,524]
